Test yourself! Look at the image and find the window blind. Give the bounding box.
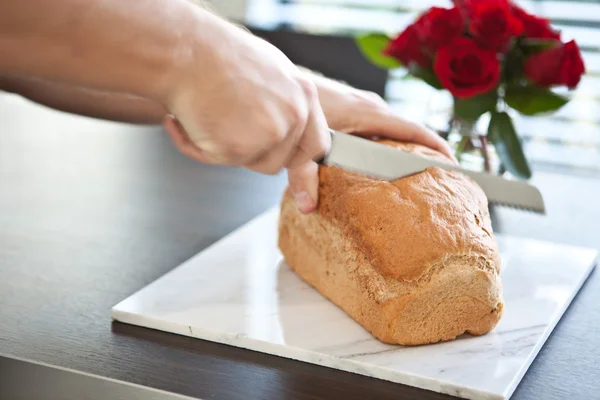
[249,0,600,174]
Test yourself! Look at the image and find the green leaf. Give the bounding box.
[505,84,569,116]
[487,111,532,179]
[355,33,402,69]
[502,43,526,83]
[502,39,560,84]
[520,38,560,56]
[453,90,498,122]
[409,66,443,90]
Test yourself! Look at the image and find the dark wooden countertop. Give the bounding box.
[1,89,599,400]
[0,3,600,390]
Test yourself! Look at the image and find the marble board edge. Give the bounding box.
[501,254,597,400]
[110,309,503,400]
[111,250,597,400]
[110,206,600,400]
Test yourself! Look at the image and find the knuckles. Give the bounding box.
[220,137,254,163]
[355,90,387,110]
[296,76,318,100]
[205,75,319,166]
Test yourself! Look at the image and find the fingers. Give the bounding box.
[287,161,319,214]
[286,78,331,169]
[244,120,304,174]
[282,78,330,214]
[346,105,458,163]
[403,121,456,163]
[235,78,329,178]
[165,75,329,216]
[163,115,213,164]
[244,79,311,174]
[354,108,457,164]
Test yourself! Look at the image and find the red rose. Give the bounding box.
[469,0,523,50]
[524,40,585,89]
[383,24,429,67]
[510,4,561,40]
[460,0,483,13]
[434,37,500,98]
[414,6,464,50]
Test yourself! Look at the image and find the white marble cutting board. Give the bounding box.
[111,207,597,400]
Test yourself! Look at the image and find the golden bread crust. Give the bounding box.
[277,139,504,345]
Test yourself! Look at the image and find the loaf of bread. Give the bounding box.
[277,139,503,346]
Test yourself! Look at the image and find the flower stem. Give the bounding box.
[454,135,470,160]
[479,135,491,173]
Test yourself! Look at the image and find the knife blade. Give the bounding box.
[316,130,545,214]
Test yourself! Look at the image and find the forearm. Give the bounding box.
[0,0,219,104]
[0,67,330,126]
[0,75,166,124]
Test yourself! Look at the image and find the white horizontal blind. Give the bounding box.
[249,0,600,174]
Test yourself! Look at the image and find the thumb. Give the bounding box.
[287,161,319,214]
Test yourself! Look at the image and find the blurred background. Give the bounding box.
[1,4,599,398]
[207,0,600,178]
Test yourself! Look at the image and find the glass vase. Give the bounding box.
[446,118,504,175]
[422,92,504,175]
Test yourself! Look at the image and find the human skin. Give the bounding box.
[0,0,454,213]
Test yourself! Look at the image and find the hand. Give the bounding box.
[303,69,456,162]
[0,0,329,214]
[162,15,330,214]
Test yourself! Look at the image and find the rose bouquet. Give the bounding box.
[356,0,585,179]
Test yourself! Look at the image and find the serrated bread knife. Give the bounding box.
[316,130,545,214]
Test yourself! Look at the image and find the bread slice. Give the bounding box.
[277,139,503,345]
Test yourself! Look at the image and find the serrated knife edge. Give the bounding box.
[317,130,546,214]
